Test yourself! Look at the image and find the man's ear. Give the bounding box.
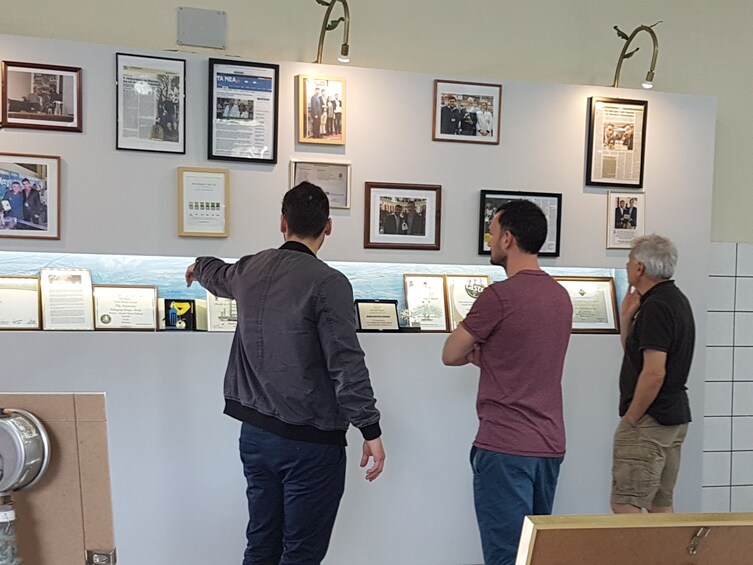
[280,215,287,235]
[323,218,332,236]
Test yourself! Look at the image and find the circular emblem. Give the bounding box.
[100,314,112,325]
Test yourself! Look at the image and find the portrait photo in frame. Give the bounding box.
[0,152,61,239]
[177,167,229,238]
[479,190,561,256]
[208,58,279,163]
[1,61,82,131]
[554,276,619,334]
[116,53,186,153]
[432,79,502,144]
[364,182,441,250]
[290,159,351,209]
[586,97,648,188]
[297,75,345,145]
[607,191,645,249]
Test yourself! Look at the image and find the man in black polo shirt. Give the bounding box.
[611,234,695,514]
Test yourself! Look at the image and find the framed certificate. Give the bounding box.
[445,275,491,331]
[39,268,94,331]
[290,159,351,209]
[0,276,40,330]
[206,292,237,332]
[93,285,158,331]
[178,167,229,237]
[354,299,400,332]
[403,274,449,332]
[554,276,619,334]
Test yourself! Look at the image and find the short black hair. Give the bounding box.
[497,200,548,254]
[282,182,329,238]
[22,178,30,183]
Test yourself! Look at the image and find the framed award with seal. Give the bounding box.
[93,285,158,331]
[445,275,491,331]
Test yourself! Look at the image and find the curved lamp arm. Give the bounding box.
[315,0,351,64]
[612,25,659,88]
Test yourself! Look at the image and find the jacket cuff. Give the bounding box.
[359,422,381,441]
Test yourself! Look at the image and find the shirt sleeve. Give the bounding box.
[194,256,238,299]
[635,300,674,352]
[460,285,504,343]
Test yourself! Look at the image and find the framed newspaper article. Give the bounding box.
[209,59,280,163]
[297,75,345,145]
[432,79,502,144]
[1,61,82,132]
[586,97,647,188]
[607,191,645,249]
[116,53,186,153]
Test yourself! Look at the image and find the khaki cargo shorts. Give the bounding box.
[611,414,689,510]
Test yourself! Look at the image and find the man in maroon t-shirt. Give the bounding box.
[442,200,572,565]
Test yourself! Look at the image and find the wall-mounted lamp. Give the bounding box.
[612,22,662,89]
[315,0,351,64]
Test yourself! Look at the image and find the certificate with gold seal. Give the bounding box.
[93,285,158,330]
[554,276,619,334]
[445,275,491,331]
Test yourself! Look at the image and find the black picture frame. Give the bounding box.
[208,58,279,164]
[479,190,562,257]
[586,97,648,188]
[354,299,401,332]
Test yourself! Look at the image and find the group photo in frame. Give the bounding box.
[177,167,229,238]
[607,191,645,249]
[0,152,61,239]
[209,58,279,163]
[116,53,186,153]
[1,61,82,131]
[586,97,648,188]
[432,79,502,144]
[403,274,449,332]
[298,75,345,145]
[290,158,351,209]
[554,276,619,334]
[479,190,561,256]
[364,182,441,250]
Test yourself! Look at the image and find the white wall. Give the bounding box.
[0,34,715,564]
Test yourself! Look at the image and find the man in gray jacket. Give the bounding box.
[186,182,385,565]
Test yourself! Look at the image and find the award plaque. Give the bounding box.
[0,276,41,330]
[354,299,400,332]
[39,268,95,331]
[93,285,158,331]
[554,276,619,334]
[445,275,491,331]
[403,274,449,332]
[159,298,197,330]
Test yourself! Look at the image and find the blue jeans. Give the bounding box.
[239,423,346,565]
[471,446,563,565]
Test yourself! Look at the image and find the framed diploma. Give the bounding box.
[206,292,238,332]
[445,275,491,331]
[403,274,449,332]
[607,191,645,249]
[290,159,351,209]
[39,268,95,331]
[0,276,41,330]
[554,276,619,334]
[178,167,229,237]
[354,299,400,332]
[93,285,158,331]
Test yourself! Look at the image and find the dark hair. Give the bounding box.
[282,182,329,238]
[21,178,30,183]
[497,200,547,254]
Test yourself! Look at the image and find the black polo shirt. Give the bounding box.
[619,280,695,425]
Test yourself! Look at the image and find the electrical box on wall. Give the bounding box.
[177,7,226,49]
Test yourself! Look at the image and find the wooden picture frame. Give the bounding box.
[403,274,450,332]
[297,75,345,145]
[177,167,229,237]
[290,158,351,209]
[432,79,502,144]
[479,190,561,256]
[445,274,491,331]
[0,276,41,330]
[116,53,186,153]
[364,182,441,250]
[586,97,648,187]
[554,276,619,334]
[607,191,645,249]
[0,152,61,239]
[208,58,279,163]
[1,61,82,131]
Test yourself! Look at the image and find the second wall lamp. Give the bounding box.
[315,0,350,64]
[612,21,662,89]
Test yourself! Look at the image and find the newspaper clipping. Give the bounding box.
[590,99,645,185]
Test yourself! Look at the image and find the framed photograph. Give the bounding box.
[586,97,648,187]
[290,159,351,209]
[0,276,40,330]
[403,274,449,332]
[206,292,237,332]
[93,285,158,331]
[297,75,345,145]
[445,275,491,331]
[1,61,82,131]
[116,53,186,153]
[355,299,400,332]
[479,190,561,256]
[364,182,441,250]
[0,153,61,239]
[607,191,645,249]
[209,58,279,163]
[177,167,229,237]
[39,268,94,331]
[432,79,502,144]
[554,276,619,334]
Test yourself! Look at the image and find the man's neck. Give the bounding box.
[504,253,541,277]
[635,277,668,296]
[284,234,322,256]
